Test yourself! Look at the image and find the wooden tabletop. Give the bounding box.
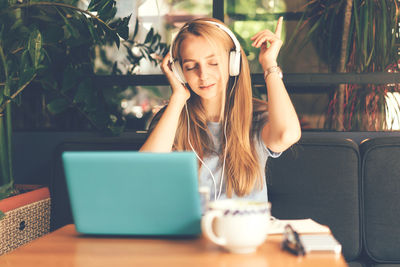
[0,224,348,267]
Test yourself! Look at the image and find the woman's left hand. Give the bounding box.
[251,16,283,71]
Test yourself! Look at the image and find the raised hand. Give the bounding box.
[161,53,191,102]
[250,16,283,71]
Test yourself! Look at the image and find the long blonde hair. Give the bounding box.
[170,18,265,197]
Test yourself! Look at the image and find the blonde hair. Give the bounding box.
[171,18,265,197]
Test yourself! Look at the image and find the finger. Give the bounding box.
[275,16,283,39]
[251,29,273,41]
[250,32,262,40]
[251,30,274,46]
[163,52,171,64]
[161,53,174,72]
[252,34,277,48]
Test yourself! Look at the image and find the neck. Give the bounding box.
[202,97,223,122]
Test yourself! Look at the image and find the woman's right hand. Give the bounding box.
[161,53,191,102]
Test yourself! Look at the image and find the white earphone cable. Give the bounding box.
[217,76,237,199]
[186,104,218,201]
[186,76,238,201]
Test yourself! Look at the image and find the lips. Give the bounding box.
[199,83,215,89]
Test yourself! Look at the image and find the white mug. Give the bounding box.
[201,199,271,254]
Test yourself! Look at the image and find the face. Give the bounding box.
[179,34,230,105]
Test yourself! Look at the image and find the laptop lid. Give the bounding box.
[62,151,202,236]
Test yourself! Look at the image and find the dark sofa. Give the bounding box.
[17,131,399,267]
[267,135,400,267]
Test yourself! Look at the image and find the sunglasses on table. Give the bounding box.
[281,224,305,256]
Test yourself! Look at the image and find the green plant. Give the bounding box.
[0,0,130,203]
[0,0,168,214]
[289,0,400,130]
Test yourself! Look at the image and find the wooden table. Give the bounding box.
[0,224,348,267]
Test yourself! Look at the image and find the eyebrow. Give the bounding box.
[182,54,216,63]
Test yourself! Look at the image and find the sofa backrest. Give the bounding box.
[266,137,362,261]
[360,137,400,263]
[50,134,147,231]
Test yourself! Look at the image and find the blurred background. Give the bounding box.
[8,0,400,133]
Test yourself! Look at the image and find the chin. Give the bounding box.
[196,92,219,100]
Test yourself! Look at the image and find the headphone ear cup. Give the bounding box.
[229,51,241,77]
[171,61,187,84]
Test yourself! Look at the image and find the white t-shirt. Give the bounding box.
[200,116,281,203]
[148,107,281,207]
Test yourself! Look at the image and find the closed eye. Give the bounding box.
[183,61,218,71]
[185,65,197,71]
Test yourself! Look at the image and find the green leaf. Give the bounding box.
[144,28,154,44]
[365,43,374,67]
[87,19,100,43]
[87,0,98,10]
[362,2,369,68]
[116,14,131,40]
[151,34,161,49]
[133,17,139,39]
[29,14,56,23]
[0,181,14,199]
[158,43,168,56]
[0,210,5,220]
[61,67,80,93]
[107,117,125,136]
[0,116,10,188]
[122,14,132,27]
[40,75,58,91]
[380,0,388,67]
[57,8,80,39]
[117,25,128,41]
[98,3,116,21]
[20,50,31,70]
[18,67,35,90]
[42,25,64,44]
[40,48,51,65]
[47,98,70,114]
[62,25,71,39]
[27,29,42,69]
[140,46,152,60]
[88,0,109,11]
[74,79,92,104]
[112,32,120,49]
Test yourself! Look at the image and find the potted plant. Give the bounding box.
[288,0,399,130]
[0,0,167,254]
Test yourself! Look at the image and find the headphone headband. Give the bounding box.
[203,21,241,54]
[169,20,241,84]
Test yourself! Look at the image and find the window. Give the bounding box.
[13,0,400,132]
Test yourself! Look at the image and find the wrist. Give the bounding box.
[170,93,188,106]
[262,61,278,71]
[264,66,283,80]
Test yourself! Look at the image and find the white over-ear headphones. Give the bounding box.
[169,20,241,84]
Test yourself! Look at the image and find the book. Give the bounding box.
[299,234,342,254]
[268,218,331,235]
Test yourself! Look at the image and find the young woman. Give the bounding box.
[140,17,301,202]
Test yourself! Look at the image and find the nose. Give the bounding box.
[197,64,208,81]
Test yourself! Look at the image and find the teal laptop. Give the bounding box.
[62,151,201,236]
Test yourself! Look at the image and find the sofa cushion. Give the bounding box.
[266,137,361,261]
[348,261,366,267]
[360,137,400,263]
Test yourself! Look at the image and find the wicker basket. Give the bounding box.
[0,186,51,255]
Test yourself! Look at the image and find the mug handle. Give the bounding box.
[201,210,226,246]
